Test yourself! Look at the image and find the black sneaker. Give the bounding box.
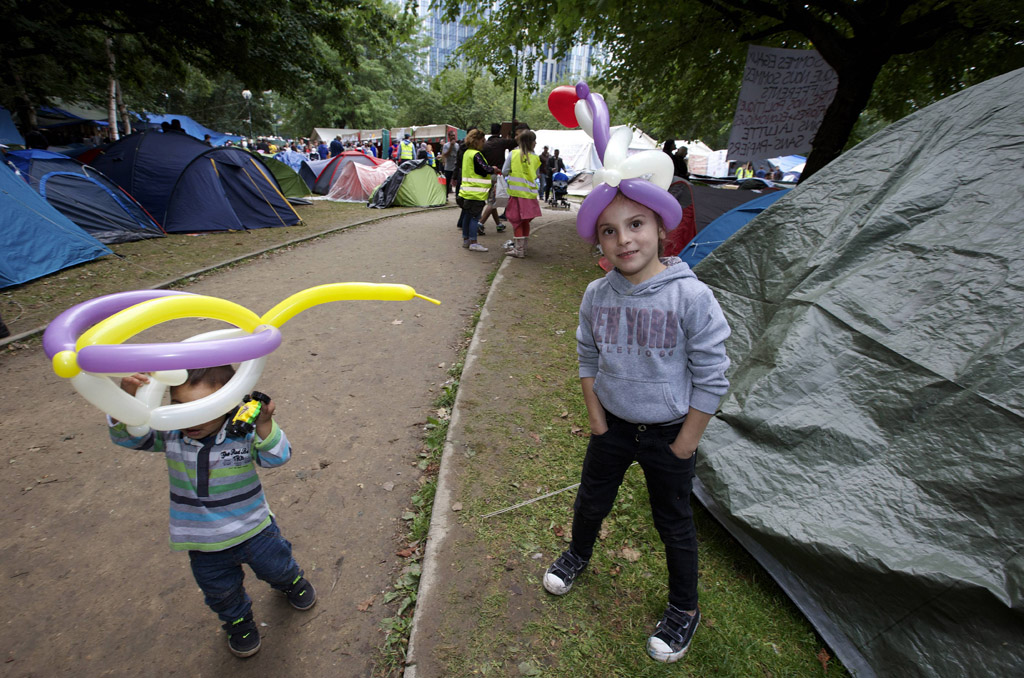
[223,614,261,658]
[542,549,588,595]
[496,222,506,233]
[283,575,317,611]
[478,224,486,235]
[647,605,699,662]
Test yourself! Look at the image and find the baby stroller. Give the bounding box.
[547,171,571,209]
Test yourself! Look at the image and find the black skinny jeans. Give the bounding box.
[570,410,699,609]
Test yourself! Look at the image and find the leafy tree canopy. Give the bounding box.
[1,0,398,128]
[437,0,1023,178]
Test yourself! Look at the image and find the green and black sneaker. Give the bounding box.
[224,614,261,658]
[283,575,317,611]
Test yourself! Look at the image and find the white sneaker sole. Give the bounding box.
[646,634,694,663]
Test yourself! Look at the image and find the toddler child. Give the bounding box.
[111,366,315,658]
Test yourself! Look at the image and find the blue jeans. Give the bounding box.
[459,199,484,243]
[570,411,698,609]
[188,517,302,623]
[538,174,550,201]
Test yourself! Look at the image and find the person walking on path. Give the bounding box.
[542,83,730,665]
[110,367,317,659]
[457,129,499,252]
[440,130,460,199]
[501,130,542,258]
[538,145,552,201]
[479,123,521,233]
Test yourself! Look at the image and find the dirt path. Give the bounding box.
[0,207,562,677]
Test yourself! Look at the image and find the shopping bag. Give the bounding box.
[494,175,510,208]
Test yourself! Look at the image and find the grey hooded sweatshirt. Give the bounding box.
[577,257,730,425]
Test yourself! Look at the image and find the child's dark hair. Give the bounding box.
[185,366,235,389]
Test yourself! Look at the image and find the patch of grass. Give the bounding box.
[450,255,849,678]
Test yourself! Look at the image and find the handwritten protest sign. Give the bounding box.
[727,46,838,163]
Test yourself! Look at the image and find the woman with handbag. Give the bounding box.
[502,130,543,258]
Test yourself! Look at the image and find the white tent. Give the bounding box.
[311,127,360,144]
[533,127,659,177]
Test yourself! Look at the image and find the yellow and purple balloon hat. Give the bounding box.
[547,82,682,240]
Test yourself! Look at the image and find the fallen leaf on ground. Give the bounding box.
[817,648,831,670]
[396,547,416,558]
[553,525,565,537]
[621,547,642,562]
[357,596,375,612]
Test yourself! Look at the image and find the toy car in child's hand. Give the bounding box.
[226,391,270,437]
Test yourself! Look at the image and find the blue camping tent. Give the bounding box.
[91,131,300,233]
[143,114,243,147]
[7,149,164,244]
[1,107,25,146]
[0,163,110,288]
[678,189,789,268]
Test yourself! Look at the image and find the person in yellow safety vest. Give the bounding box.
[457,129,500,252]
[502,129,543,258]
[736,161,754,180]
[399,134,416,163]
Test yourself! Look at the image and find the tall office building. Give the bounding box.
[411,1,602,86]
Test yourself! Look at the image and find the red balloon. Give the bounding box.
[547,86,579,128]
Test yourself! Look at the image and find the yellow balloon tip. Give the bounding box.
[52,350,81,379]
[415,294,441,306]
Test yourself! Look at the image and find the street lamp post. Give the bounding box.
[511,47,519,124]
[241,89,253,140]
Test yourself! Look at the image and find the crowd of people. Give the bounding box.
[448,121,571,258]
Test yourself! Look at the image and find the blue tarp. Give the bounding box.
[6,149,163,244]
[273,149,308,172]
[767,155,805,173]
[0,163,110,288]
[143,113,243,147]
[0,107,25,146]
[679,189,789,268]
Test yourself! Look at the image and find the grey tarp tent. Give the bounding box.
[694,66,1024,678]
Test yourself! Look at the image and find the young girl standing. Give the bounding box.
[502,130,542,258]
[542,83,731,664]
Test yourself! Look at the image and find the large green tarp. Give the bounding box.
[695,67,1024,677]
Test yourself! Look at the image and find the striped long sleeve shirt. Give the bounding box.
[109,418,291,552]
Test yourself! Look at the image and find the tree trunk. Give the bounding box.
[800,59,883,182]
[115,80,132,136]
[105,36,119,141]
[10,69,37,132]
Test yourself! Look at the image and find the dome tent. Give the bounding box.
[91,131,299,233]
[368,159,445,208]
[312,151,382,195]
[249,150,312,201]
[326,160,397,202]
[694,67,1024,677]
[6,149,164,244]
[0,163,110,288]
